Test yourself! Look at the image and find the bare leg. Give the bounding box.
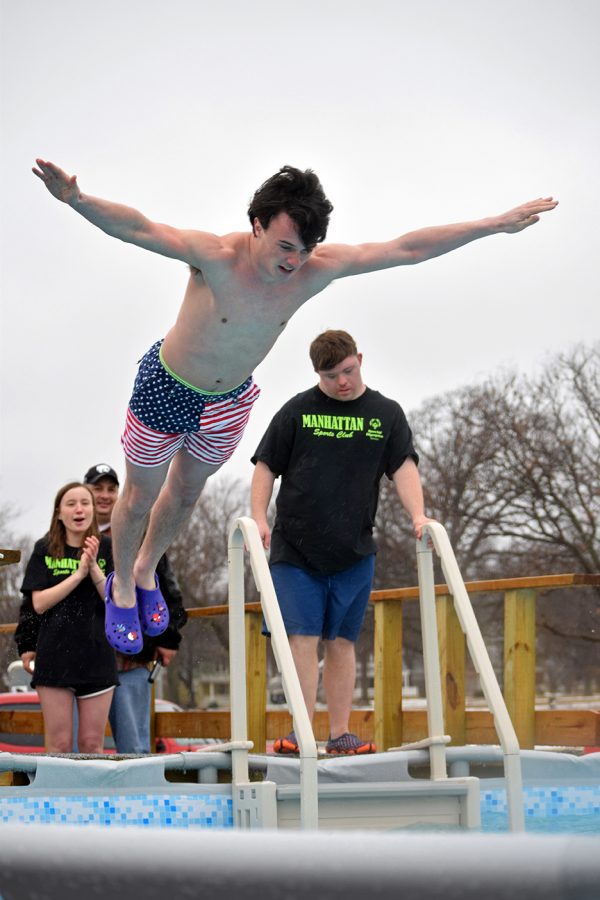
[110,458,172,608]
[76,689,115,754]
[288,634,320,722]
[133,449,222,589]
[37,686,75,752]
[322,637,356,739]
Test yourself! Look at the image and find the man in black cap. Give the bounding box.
[83,464,120,534]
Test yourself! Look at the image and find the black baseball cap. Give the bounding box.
[83,464,120,486]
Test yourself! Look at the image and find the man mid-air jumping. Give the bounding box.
[33,158,557,650]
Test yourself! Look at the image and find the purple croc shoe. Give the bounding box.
[136,574,170,637]
[104,572,143,654]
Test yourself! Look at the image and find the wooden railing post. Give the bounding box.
[436,593,466,744]
[373,598,403,750]
[245,609,267,752]
[504,588,536,748]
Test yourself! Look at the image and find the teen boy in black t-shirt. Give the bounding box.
[251,330,433,755]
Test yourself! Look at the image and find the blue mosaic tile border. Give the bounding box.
[1,785,598,829]
[482,785,600,817]
[0,793,233,829]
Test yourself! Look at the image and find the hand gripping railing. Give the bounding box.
[417,522,525,831]
[228,516,319,829]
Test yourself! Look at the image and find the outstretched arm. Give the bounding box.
[32,159,222,266]
[317,197,558,278]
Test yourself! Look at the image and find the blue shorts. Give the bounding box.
[270,556,375,642]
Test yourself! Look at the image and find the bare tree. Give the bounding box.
[372,344,600,696]
[488,343,600,575]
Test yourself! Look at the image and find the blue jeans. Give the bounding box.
[109,666,151,754]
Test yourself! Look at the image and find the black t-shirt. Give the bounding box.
[20,536,117,688]
[251,386,418,574]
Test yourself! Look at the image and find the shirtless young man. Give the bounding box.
[32,159,557,651]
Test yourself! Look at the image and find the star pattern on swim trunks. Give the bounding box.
[129,340,251,433]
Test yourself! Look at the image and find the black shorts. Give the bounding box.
[34,682,117,699]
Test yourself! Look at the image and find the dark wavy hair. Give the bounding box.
[309,330,358,372]
[248,165,333,249]
[46,482,99,558]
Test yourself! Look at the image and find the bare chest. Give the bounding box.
[164,272,316,389]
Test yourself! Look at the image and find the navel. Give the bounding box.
[221,317,228,324]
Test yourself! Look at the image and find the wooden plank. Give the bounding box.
[399,710,429,744]
[371,573,600,603]
[3,708,599,749]
[465,710,500,744]
[373,600,404,750]
[0,549,21,567]
[436,595,466,744]
[0,710,44,733]
[535,710,600,747]
[504,588,536,748]
[0,711,112,737]
[245,610,267,752]
[185,603,261,619]
[154,710,231,739]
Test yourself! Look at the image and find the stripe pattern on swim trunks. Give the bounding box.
[121,381,261,467]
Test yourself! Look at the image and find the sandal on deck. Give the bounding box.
[136,575,169,637]
[273,731,299,754]
[325,733,376,756]
[104,573,143,654]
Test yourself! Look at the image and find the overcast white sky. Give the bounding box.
[1,0,598,541]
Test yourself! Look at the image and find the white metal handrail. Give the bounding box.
[228,516,319,829]
[417,522,525,831]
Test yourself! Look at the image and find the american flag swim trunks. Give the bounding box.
[121,340,261,467]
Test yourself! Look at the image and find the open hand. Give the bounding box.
[32,158,80,205]
[497,197,558,233]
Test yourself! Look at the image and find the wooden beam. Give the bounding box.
[2,708,599,750]
[245,610,267,752]
[370,573,600,603]
[504,588,537,748]
[373,599,404,750]
[436,594,466,744]
[0,549,21,567]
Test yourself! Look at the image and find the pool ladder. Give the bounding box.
[227,518,525,831]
